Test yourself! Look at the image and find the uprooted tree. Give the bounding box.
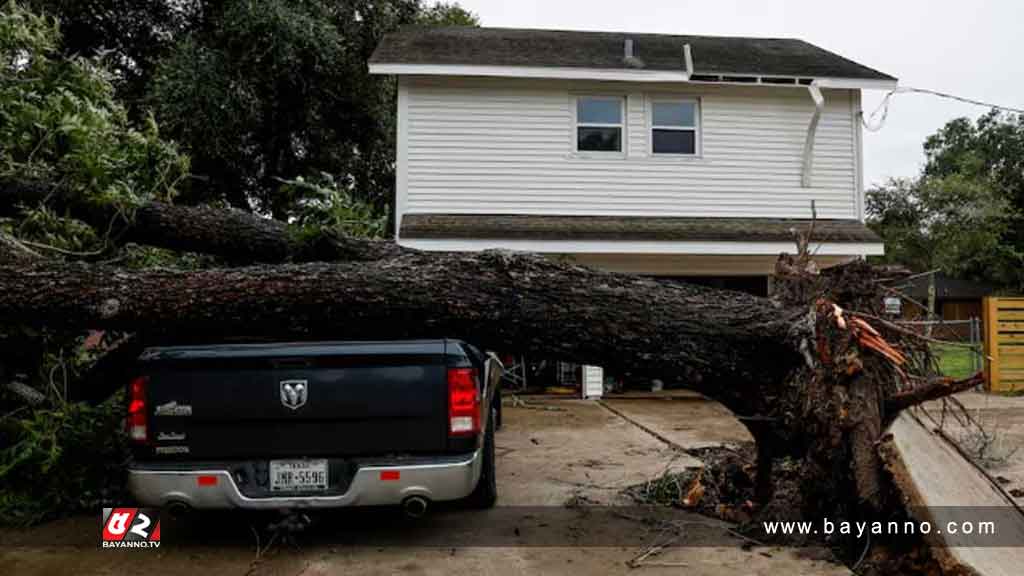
[0,175,987,562]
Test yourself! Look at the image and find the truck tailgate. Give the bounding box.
[140,341,451,459]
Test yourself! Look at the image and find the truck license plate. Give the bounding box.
[269,459,329,492]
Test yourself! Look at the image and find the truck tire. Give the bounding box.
[465,408,497,508]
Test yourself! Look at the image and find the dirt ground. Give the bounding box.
[17,392,1002,576]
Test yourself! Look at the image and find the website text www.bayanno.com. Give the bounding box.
[764,518,997,540]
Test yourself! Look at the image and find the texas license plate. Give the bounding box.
[269,459,329,492]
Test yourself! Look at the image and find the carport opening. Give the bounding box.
[497,355,761,516]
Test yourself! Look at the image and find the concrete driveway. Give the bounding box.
[0,396,850,575]
[922,391,1024,498]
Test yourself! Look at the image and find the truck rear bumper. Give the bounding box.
[128,450,481,509]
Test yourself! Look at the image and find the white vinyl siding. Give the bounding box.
[402,77,860,220]
[626,93,646,156]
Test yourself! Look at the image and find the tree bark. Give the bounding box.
[0,251,805,420]
[0,249,967,466]
[0,231,42,263]
[0,243,992,568]
[0,178,405,263]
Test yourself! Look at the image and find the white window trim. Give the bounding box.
[647,96,702,158]
[570,94,627,159]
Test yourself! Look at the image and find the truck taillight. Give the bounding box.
[127,376,148,444]
[447,367,480,437]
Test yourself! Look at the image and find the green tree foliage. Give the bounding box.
[417,1,480,26]
[0,2,188,524]
[281,174,389,241]
[866,176,1019,285]
[26,1,479,219]
[1,0,189,251]
[147,0,374,215]
[25,0,198,110]
[923,111,1024,254]
[147,0,477,218]
[1,392,128,525]
[867,111,1024,291]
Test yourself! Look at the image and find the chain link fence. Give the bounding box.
[895,318,983,378]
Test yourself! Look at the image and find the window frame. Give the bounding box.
[647,96,701,157]
[571,94,627,158]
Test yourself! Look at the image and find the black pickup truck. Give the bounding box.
[125,339,501,516]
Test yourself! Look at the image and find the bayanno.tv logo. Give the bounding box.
[101,507,161,548]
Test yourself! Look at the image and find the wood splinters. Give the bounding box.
[851,316,880,337]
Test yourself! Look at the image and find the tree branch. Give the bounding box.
[885,372,985,412]
[0,178,407,263]
[0,230,43,263]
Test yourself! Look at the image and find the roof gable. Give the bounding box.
[370,26,896,82]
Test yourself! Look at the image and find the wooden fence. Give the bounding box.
[983,297,1024,392]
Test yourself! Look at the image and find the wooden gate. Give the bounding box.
[983,297,1024,392]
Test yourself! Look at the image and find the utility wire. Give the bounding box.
[862,87,1024,132]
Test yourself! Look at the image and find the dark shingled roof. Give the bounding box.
[400,214,882,244]
[901,272,996,302]
[370,27,895,81]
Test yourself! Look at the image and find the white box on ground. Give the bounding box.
[583,365,603,399]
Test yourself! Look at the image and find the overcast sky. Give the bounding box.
[455,0,1024,188]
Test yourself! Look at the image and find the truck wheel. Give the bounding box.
[465,408,497,508]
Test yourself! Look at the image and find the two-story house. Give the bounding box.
[369,26,896,395]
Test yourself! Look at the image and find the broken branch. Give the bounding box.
[885,372,986,412]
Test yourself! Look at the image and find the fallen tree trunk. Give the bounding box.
[0,249,976,488]
[0,178,405,263]
[2,220,1001,572]
[0,251,805,420]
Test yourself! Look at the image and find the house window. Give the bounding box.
[650,100,698,155]
[575,96,624,153]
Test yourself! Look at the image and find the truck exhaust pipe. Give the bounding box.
[402,495,429,518]
[166,500,192,519]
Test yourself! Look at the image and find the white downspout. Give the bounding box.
[801,81,824,188]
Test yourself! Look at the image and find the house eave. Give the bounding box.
[398,237,885,257]
[368,63,690,82]
[367,62,898,90]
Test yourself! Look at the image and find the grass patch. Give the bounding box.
[933,343,981,380]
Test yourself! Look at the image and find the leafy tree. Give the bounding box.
[147,0,371,215]
[868,110,1024,292]
[924,111,1024,206]
[0,0,188,525]
[17,1,479,220]
[417,1,480,26]
[281,174,389,241]
[1,0,189,252]
[922,111,1024,275]
[24,0,198,110]
[146,0,476,219]
[866,174,1022,290]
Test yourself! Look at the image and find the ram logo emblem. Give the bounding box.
[279,380,308,410]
